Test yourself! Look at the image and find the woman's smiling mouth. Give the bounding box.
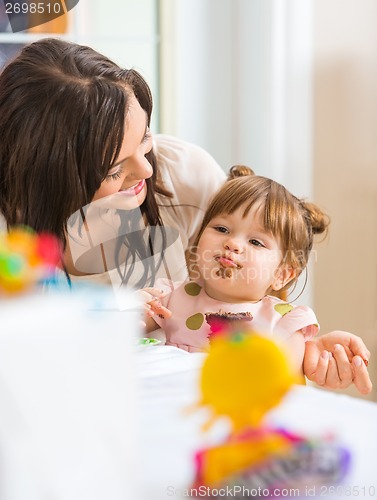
[118,179,145,196]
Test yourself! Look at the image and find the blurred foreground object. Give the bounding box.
[0,226,61,294]
[0,288,141,500]
[200,330,297,431]
[193,326,350,495]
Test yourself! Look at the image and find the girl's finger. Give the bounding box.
[148,299,172,319]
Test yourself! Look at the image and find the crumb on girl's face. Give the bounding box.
[196,203,287,303]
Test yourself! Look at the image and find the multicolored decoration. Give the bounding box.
[194,427,351,495]
[192,326,350,495]
[137,338,161,346]
[0,227,61,294]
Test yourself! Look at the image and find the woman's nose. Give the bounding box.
[124,156,153,182]
[224,238,243,254]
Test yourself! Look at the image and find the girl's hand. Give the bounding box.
[136,287,172,320]
[303,331,372,395]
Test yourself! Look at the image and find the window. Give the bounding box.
[0,0,161,130]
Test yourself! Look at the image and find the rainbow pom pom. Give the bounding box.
[0,227,61,294]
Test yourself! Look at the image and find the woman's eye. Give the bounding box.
[106,166,123,182]
[142,130,152,145]
[250,239,264,247]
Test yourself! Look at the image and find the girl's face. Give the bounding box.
[92,93,153,210]
[196,203,292,302]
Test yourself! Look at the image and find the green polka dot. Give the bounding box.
[184,282,202,296]
[274,303,294,316]
[186,313,204,330]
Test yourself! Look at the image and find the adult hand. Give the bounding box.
[303,331,372,395]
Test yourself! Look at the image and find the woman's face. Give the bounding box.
[92,93,153,210]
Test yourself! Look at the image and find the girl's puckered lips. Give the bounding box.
[215,254,243,269]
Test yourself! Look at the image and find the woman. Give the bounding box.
[0,38,371,394]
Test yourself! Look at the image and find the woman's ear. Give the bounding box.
[271,266,297,291]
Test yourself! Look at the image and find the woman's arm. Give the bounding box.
[303,331,372,394]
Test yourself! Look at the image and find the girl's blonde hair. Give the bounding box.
[195,165,330,292]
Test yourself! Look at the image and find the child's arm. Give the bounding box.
[283,331,306,375]
[144,314,160,334]
[137,287,172,334]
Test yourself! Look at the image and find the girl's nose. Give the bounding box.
[224,238,243,254]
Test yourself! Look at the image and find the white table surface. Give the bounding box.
[137,346,377,500]
[0,292,376,500]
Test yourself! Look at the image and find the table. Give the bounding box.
[0,292,376,500]
[138,346,377,500]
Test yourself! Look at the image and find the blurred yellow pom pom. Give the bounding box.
[200,331,297,431]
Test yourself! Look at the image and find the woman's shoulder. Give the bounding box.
[154,134,226,197]
[154,134,220,164]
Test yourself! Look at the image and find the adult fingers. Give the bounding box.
[329,330,371,362]
[311,351,347,390]
[352,356,373,395]
[331,344,353,388]
[324,354,344,389]
[309,350,331,386]
[348,335,371,363]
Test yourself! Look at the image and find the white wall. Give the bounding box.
[160,0,313,198]
[160,0,314,305]
[313,0,377,401]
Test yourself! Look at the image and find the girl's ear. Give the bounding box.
[271,266,297,291]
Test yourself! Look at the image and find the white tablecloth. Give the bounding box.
[0,292,376,500]
[137,346,377,500]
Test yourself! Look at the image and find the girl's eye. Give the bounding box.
[250,239,264,247]
[214,226,229,233]
[106,166,123,182]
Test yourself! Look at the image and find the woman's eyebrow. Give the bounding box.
[111,157,128,169]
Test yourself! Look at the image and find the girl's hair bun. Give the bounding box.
[301,201,330,235]
[228,165,255,180]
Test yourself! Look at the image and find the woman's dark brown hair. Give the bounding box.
[0,38,170,287]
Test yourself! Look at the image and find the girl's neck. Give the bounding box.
[201,279,264,304]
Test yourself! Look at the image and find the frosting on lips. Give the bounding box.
[215,254,242,268]
[214,254,242,278]
[216,256,238,268]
